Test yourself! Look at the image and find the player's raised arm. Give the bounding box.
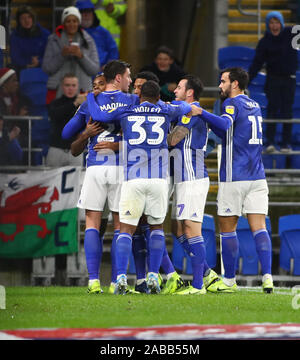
[61,101,88,140]
[87,92,121,123]
[166,100,192,119]
[200,109,232,132]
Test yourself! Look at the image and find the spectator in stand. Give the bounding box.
[46,73,87,167]
[0,67,31,150]
[140,45,186,102]
[42,6,100,104]
[90,0,127,49]
[0,112,23,166]
[9,6,50,75]
[76,0,119,70]
[248,11,298,153]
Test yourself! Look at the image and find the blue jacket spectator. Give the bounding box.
[10,6,50,74]
[248,11,298,82]
[248,11,298,151]
[76,0,119,69]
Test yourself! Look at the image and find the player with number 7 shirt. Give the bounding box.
[196,67,273,294]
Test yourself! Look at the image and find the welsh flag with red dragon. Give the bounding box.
[0,166,81,258]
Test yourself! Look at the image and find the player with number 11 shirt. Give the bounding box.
[198,67,273,294]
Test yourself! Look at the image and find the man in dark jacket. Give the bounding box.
[46,73,87,166]
[248,11,298,153]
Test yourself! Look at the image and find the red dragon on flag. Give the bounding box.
[0,185,59,243]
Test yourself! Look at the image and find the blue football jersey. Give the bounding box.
[171,101,209,183]
[82,90,139,167]
[87,93,192,180]
[219,94,265,182]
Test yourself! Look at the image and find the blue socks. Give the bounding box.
[116,232,132,276]
[253,228,272,275]
[221,231,239,279]
[177,233,191,254]
[161,245,175,275]
[187,236,206,289]
[132,232,147,280]
[178,233,206,289]
[84,228,103,280]
[148,229,166,273]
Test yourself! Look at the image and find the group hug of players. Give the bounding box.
[62,60,274,295]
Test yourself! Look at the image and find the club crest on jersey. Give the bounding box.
[225,106,235,115]
[181,116,191,124]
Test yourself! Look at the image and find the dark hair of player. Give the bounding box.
[220,67,249,90]
[133,71,159,84]
[182,74,204,100]
[103,60,131,82]
[140,80,160,101]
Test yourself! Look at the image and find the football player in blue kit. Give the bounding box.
[87,80,202,294]
[62,60,140,294]
[197,67,273,293]
[167,74,223,294]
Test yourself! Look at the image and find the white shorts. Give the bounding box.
[217,179,269,217]
[119,178,169,226]
[172,177,210,222]
[77,165,123,212]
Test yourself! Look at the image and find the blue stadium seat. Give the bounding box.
[218,46,255,71]
[262,153,287,169]
[292,123,300,145]
[172,214,217,275]
[248,72,266,94]
[293,94,300,118]
[20,68,50,165]
[291,145,300,168]
[20,67,48,107]
[236,216,272,275]
[279,214,300,275]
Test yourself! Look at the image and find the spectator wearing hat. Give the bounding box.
[42,6,100,104]
[76,0,119,69]
[9,6,50,74]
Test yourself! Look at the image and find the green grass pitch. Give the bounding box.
[0,286,299,330]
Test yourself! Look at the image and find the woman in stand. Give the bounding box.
[42,6,100,104]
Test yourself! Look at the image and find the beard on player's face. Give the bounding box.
[219,85,231,100]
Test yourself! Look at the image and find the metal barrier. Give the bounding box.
[237,0,262,39]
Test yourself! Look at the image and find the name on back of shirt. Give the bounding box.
[99,102,128,111]
[133,106,162,113]
[246,101,259,108]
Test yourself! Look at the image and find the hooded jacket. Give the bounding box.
[76,0,119,66]
[10,6,50,71]
[248,11,298,82]
[42,25,100,97]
